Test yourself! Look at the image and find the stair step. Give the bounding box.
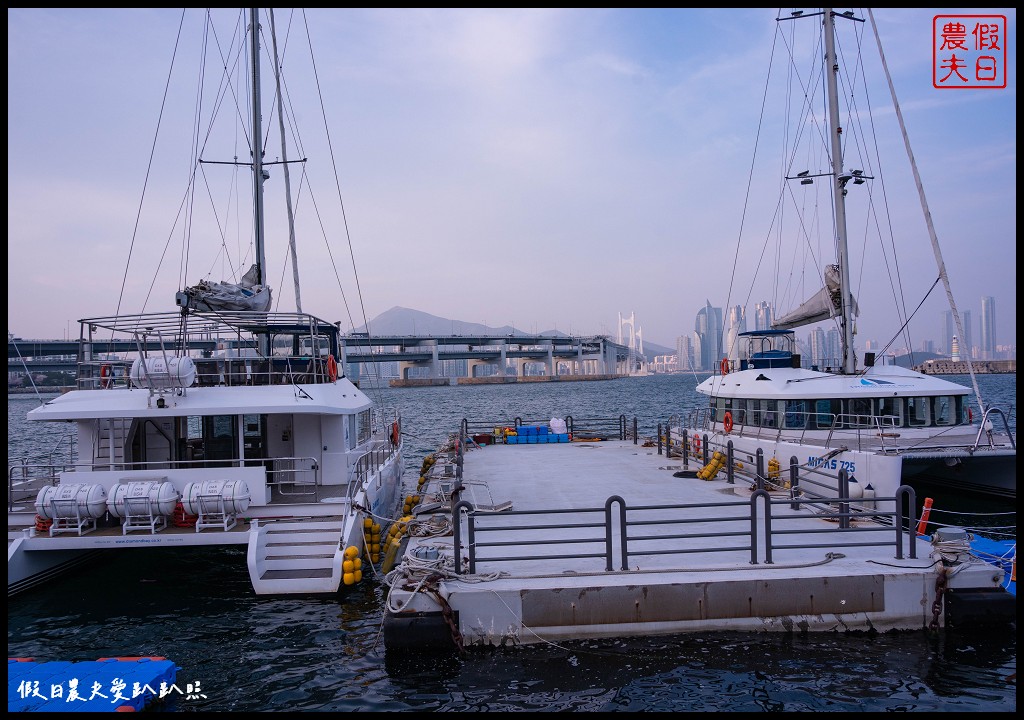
[262,553,333,565]
[260,568,334,580]
[263,557,335,571]
[265,531,342,544]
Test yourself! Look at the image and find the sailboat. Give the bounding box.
[8,9,405,596]
[672,9,1015,510]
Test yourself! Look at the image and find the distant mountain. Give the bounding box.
[355,307,673,360]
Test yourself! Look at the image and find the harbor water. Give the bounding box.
[7,374,1016,711]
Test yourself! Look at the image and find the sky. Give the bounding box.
[7,8,1016,353]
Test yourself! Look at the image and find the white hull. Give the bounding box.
[9,443,403,596]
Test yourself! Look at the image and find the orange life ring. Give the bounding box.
[720,358,729,376]
[327,354,338,382]
[692,435,702,455]
[723,411,734,433]
[100,363,113,389]
[390,422,400,446]
[34,514,52,532]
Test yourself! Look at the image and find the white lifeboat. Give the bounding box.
[129,356,197,389]
[35,484,108,520]
[106,480,180,518]
[181,479,251,516]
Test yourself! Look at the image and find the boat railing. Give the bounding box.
[267,456,321,499]
[352,440,401,499]
[7,462,68,512]
[452,485,918,575]
[662,432,877,510]
[75,353,340,390]
[7,456,325,509]
[975,407,1017,451]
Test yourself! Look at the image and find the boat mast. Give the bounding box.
[249,8,268,289]
[823,8,857,374]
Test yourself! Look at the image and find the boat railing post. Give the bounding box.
[658,423,664,456]
[895,485,917,560]
[726,440,735,484]
[632,417,638,444]
[838,469,850,529]
[702,434,709,466]
[755,448,765,491]
[789,456,800,510]
[452,500,474,574]
[750,488,771,565]
[681,430,689,469]
[604,495,627,571]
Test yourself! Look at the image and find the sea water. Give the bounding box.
[7,374,1016,711]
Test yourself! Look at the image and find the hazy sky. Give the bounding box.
[8,8,1016,351]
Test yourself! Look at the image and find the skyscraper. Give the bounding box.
[695,301,723,371]
[723,305,747,364]
[754,301,773,331]
[944,309,973,358]
[675,335,695,372]
[980,296,996,359]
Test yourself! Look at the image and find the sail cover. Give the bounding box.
[179,265,272,312]
[773,265,858,330]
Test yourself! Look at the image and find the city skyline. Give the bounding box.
[8,9,1015,349]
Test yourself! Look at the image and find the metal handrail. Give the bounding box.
[452,486,917,574]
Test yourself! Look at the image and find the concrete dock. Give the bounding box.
[382,430,1012,650]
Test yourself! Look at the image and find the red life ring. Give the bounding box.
[327,354,338,382]
[720,358,729,376]
[693,435,702,455]
[723,411,734,433]
[100,363,114,388]
[390,422,400,446]
[968,408,973,422]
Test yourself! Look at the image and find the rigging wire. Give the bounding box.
[867,9,985,416]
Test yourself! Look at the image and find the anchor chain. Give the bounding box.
[929,567,948,631]
[425,584,466,656]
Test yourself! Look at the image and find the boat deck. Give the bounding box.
[383,437,1008,649]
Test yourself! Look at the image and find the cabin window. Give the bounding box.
[958,398,970,424]
[845,398,874,428]
[783,400,807,429]
[734,399,747,425]
[814,399,839,430]
[714,396,731,423]
[876,397,902,430]
[200,415,240,466]
[906,397,930,427]
[750,399,776,428]
[933,396,955,427]
[357,409,372,445]
[243,414,266,463]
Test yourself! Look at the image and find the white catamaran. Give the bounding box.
[9,9,405,597]
[672,9,1015,509]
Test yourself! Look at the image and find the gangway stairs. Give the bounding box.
[247,514,357,595]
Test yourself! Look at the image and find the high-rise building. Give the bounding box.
[754,301,773,331]
[980,296,996,359]
[695,301,723,371]
[944,309,973,358]
[809,327,826,367]
[675,335,695,372]
[723,305,747,364]
[825,328,840,365]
